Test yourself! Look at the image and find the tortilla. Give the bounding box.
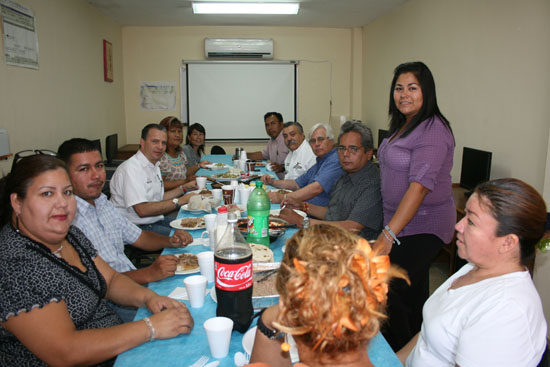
[179,217,205,228]
[177,253,199,271]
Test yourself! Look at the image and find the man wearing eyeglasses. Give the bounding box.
[279,121,383,240]
[262,122,343,206]
[58,138,194,322]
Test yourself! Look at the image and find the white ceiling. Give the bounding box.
[87,0,407,28]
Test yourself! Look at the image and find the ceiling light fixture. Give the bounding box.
[192,2,300,15]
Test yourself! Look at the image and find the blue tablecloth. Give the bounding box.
[114,155,402,367]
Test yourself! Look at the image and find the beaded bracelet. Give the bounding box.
[143,317,156,342]
[384,225,401,246]
[303,202,309,213]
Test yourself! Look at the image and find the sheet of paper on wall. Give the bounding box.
[0,0,39,69]
[140,82,177,110]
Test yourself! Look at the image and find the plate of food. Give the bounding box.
[270,209,307,218]
[212,172,241,181]
[170,217,206,230]
[205,162,230,170]
[181,204,213,213]
[254,162,266,167]
[192,189,213,197]
[268,189,292,195]
[175,253,200,275]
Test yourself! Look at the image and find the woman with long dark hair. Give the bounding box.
[182,123,211,176]
[375,62,456,350]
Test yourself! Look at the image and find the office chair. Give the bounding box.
[211,145,226,154]
[105,133,124,167]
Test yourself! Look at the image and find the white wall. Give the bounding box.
[120,26,357,153]
[0,0,125,174]
[361,0,550,193]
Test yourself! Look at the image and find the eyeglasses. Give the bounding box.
[309,136,327,144]
[11,149,57,172]
[336,145,363,155]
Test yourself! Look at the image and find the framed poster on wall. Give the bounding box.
[103,39,113,82]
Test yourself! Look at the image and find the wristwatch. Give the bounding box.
[256,308,283,340]
[172,198,181,208]
[302,217,310,229]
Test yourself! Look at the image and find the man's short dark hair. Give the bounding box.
[58,138,100,164]
[283,121,304,134]
[141,123,167,140]
[264,112,283,123]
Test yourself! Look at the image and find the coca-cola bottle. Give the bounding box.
[214,212,253,333]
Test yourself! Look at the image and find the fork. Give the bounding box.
[189,355,209,367]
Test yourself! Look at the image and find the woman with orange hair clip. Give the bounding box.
[246,224,408,367]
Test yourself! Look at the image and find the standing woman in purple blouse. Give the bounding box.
[375,62,456,351]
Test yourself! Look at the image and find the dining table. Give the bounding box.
[114,154,402,367]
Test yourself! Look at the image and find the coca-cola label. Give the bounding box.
[215,260,253,291]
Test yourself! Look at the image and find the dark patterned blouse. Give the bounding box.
[0,224,122,366]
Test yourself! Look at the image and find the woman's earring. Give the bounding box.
[15,215,20,233]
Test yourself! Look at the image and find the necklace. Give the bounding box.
[52,244,64,258]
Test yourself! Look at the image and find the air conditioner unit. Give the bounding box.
[205,38,274,60]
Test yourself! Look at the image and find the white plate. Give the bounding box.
[242,326,256,357]
[174,254,200,275]
[270,209,307,218]
[181,204,212,214]
[175,267,201,275]
[170,218,206,230]
[205,163,230,170]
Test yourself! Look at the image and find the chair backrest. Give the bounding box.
[211,145,226,155]
[105,134,118,164]
[378,129,389,148]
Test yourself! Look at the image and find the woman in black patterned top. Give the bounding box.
[0,155,194,366]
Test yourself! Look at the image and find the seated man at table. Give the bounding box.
[247,112,289,179]
[58,138,194,322]
[279,121,383,240]
[110,123,197,236]
[261,123,343,206]
[279,121,316,180]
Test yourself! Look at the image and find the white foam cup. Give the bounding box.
[212,189,222,201]
[204,317,234,358]
[197,251,215,282]
[196,176,207,190]
[183,275,208,308]
[204,213,217,232]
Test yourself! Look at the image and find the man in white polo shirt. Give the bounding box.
[110,123,197,236]
[280,121,316,180]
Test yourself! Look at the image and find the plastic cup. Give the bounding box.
[200,230,216,250]
[239,186,251,207]
[197,251,215,282]
[183,275,208,308]
[247,161,256,172]
[204,317,233,358]
[212,189,222,201]
[240,150,247,161]
[196,176,207,190]
[204,213,217,231]
[239,159,247,172]
[222,185,235,205]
